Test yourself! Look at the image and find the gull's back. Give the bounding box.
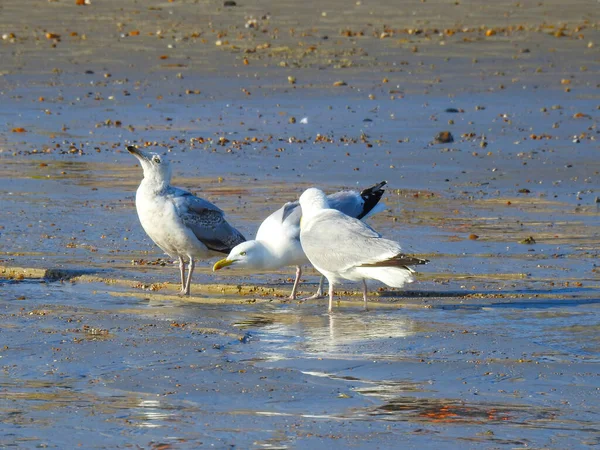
[136,181,245,259]
[170,187,246,254]
[255,185,383,244]
[300,207,427,286]
[255,202,306,265]
[255,202,302,242]
[300,209,398,272]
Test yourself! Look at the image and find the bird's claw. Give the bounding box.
[300,291,326,301]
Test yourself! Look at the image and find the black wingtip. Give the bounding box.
[359,253,429,269]
[361,180,387,195]
[356,180,387,219]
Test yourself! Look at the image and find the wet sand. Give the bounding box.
[1,0,599,448]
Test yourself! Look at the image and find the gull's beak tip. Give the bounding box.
[213,259,233,271]
[127,145,149,163]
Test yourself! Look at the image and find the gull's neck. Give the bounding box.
[301,195,330,222]
[140,172,170,194]
[249,240,288,270]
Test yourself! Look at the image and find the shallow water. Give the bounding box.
[1,278,599,448]
[1,0,599,447]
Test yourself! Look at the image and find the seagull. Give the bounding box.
[298,187,429,312]
[127,146,245,295]
[213,181,387,300]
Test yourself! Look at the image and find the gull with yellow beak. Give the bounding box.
[127,145,245,295]
[213,181,387,299]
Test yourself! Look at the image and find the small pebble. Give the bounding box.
[434,131,454,144]
[519,236,536,245]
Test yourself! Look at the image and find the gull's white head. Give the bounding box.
[213,240,267,271]
[298,188,330,221]
[127,146,172,188]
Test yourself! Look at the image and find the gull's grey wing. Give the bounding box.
[170,190,246,254]
[170,187,224,214]
[300,210,403,273]
[326,191,363,218]
[327,181,387,219]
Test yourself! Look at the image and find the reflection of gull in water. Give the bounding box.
[127,146,245,296]
[245,310,415,357]
[134,398,200,428]
[320,313,415,355]
[213,181,387,299]
[137,399,169,428]
[299,188,429,312]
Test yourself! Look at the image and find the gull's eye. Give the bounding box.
[152,155,161,164]
[240,251,247,256]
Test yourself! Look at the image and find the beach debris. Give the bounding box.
[434,131,454,144]
[519,236,536,245]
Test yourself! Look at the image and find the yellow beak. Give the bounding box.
[213,258,234,271]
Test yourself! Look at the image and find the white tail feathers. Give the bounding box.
[354,266,415,288]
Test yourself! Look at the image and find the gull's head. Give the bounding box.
[213,241,266,271]
[298,188,329,222]
[127,146,172,186]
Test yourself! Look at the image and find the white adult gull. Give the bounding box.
[298,187,429,312]
[213,181,387,299]
[127,145,245,295]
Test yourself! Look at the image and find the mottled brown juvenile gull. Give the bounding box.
[298,187,428,312]
[213,181,387,300]
[127,146,245,295]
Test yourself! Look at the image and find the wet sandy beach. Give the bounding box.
[1,0,599,448]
